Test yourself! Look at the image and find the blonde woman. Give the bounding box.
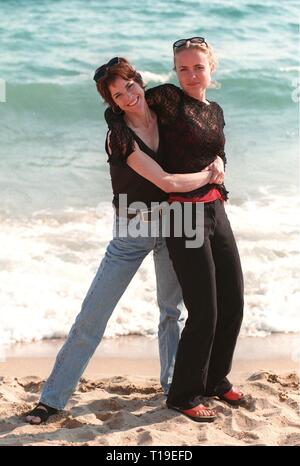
[106,38,244,422]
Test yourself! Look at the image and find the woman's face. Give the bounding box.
[108,77,145,113]
[174,48,214,96]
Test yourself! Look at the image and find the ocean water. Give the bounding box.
[0,0,299,344]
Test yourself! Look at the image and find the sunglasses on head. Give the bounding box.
[93,57,121,82]
[173,37,208,50]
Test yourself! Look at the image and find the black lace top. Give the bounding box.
[105,83,228,201]
[105,125,167,208]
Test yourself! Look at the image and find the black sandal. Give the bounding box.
[25,402,59,425]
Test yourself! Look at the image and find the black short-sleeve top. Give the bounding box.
[146,83,228,200]
[106,83,229,201]
[104,117,168,208]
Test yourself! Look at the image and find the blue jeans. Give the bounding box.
[40,216,185,410]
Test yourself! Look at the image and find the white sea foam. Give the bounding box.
[279,66,300,72]
[1,191,299,345]
[228,193,300,336]
[140,70,173,84]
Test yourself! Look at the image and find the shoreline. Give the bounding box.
[1,333,299,378]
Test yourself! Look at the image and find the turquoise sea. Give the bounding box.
[0,0,299,343]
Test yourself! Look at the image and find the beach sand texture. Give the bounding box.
[0,367,299,446]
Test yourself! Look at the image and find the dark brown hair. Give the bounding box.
[95,58,145,112]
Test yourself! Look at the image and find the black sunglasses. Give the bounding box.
[173,37,208,50]
[93,57,121,82]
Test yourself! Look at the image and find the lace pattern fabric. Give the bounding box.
[105,83,229,200]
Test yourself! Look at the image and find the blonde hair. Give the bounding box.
[173,41,218,71]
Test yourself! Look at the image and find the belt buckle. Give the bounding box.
[140,209,150,222]
[140,207,162,222]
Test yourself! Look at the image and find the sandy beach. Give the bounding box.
[0,334,299,446]
[1,0,298,451]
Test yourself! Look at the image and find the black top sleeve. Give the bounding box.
[145,84,181,124]
[215,104,227,168]
[104,108,135,165]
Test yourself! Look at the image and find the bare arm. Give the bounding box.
[107,132,212,193]
[127,147,213,193]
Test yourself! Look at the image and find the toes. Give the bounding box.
[30,417,42,425]
[26,416,41,424]
[197,409,214,417]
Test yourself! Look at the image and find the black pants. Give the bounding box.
[166,200,244,409]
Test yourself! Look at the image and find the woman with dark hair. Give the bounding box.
[105,39,244,423]
[24,57,217,425]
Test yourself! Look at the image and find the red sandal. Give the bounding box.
[168,403,216,423]
[217,387,245,406]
